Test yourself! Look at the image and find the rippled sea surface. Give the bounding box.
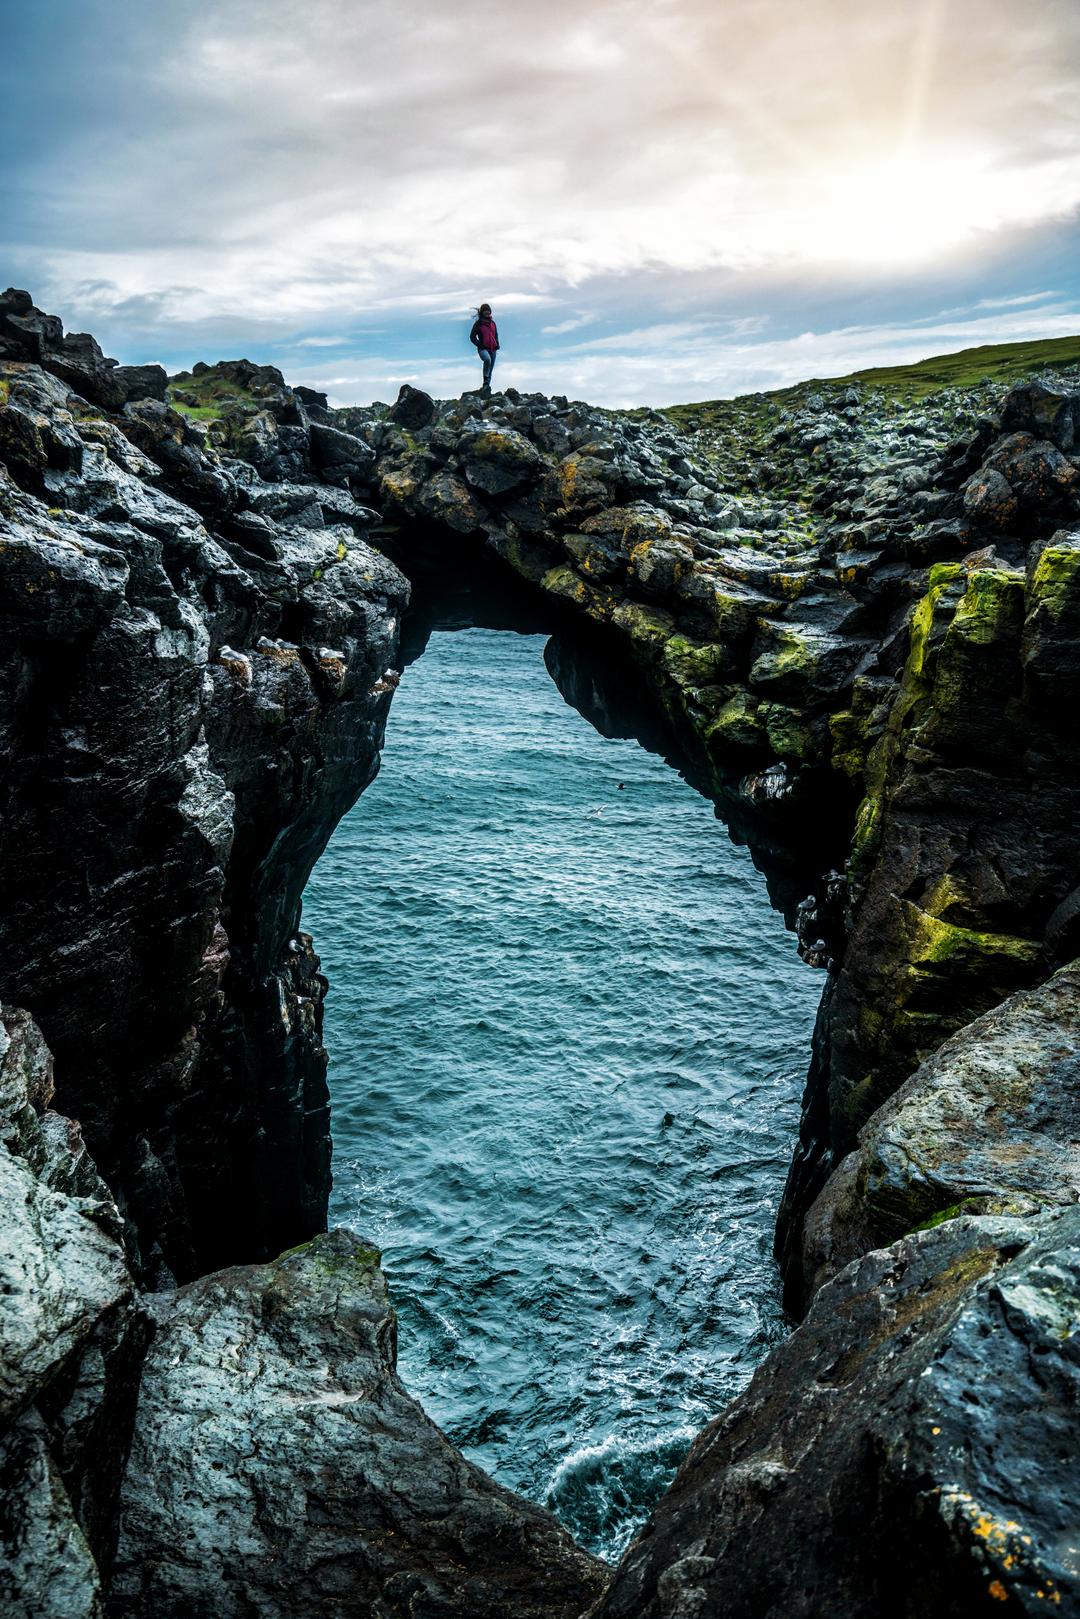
[302,626,822,1562]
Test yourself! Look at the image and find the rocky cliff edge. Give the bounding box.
[3,287,1080,1614]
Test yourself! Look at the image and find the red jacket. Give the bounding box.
[471,317,499,352]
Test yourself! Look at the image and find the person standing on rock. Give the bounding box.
[470,303,499,394]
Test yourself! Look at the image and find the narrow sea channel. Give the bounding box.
[301,625,822,1562]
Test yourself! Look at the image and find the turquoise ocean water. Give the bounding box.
[302,625,822,1563]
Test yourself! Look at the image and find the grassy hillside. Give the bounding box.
[661,332,1080,432]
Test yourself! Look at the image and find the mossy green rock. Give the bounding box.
[823,557,1062,1164]
[748,621,871,706]
[676,567,781,646]
[542,562,618,622]
[703,689,766,753]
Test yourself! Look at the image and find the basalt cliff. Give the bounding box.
[2,287,1080,1616]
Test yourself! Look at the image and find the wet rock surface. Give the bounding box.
[0,1005,145,1615]
[803,961,1080,1300]
[3,290,1080,1613]
[590,1209,1080,1619]
[112,1228,609,1619]
[0,314,410,1288]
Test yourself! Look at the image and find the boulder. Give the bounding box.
[0,292,124,411]
[998,379,1077,453]
[676,567,781,647]
[802,961,1080,1299]
[74,417,161,480]
[110,365,167,404]
[593,1209,1080,1619]
[120,399,238,515]
[747,621,874,706]
[532,414,571,457]
[245,480,375,531]
[461,423,542,495]
[234,408,278,467]
[963,466,1018,527]
[629,536,694,602]
[581,502,673,555]
[111,1229,610,1619]
[932,418,998,490]
[416,470,486,532]
[309,421,375,471]
[388,383,437,430]
[563,532,626,583]
[982,434,1077,512]
[213,359,286,392]
[0,401,49,477]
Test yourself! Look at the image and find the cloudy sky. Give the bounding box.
[3,0,1080,405]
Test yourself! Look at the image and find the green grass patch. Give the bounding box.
[167,364,263,421]
[655,332,1080,432]
[168,401,230,422]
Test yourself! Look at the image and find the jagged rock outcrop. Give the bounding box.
[801,960,1080,1300]
[589,1208,1080,1619]
[775,526,1080,1310]
[0,288,127,412]
[111,1229,609,1619]
[0,331,410,1287]
[0,1005,147,1616]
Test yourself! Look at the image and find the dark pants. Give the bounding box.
[479,348,496,388]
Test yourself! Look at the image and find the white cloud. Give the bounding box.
[542,315,595,335]
[7,0,1080,401]
[974,291,1058,309]
[26,0,1080,320]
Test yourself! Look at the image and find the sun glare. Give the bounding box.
[786,144,1080,268]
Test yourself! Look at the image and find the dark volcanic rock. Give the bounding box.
[999,379,1077,452]
[7,295,1080,1614]
[111,363,168,404]
[0,1406,105,1617]
[112,1228,611,1619]
[963,465,1017,527]
[0,288,125,411]
[802,961,1080,1300]
[309,419,376,472]
[778,534,1080,1311]
[389,381,438,429]
[0,1006,148,1610]
[0,360,410,1285]
[119,396,238,514]
[592,1210,1080,1619]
